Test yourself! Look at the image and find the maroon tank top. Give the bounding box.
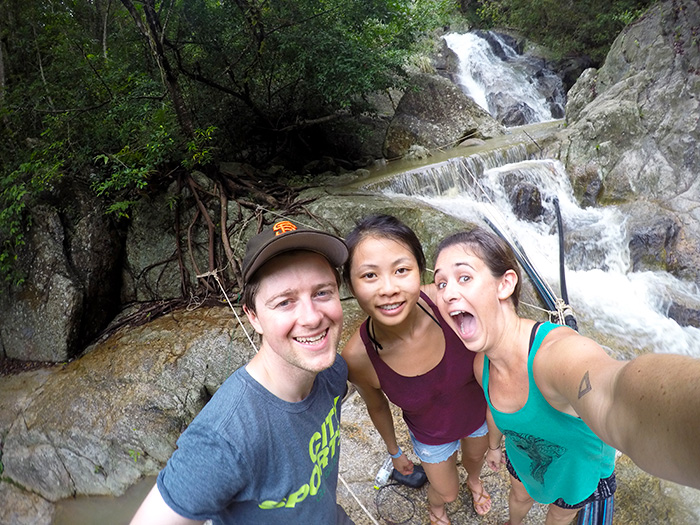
[360,292,487,445]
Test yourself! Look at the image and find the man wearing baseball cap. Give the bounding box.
[131,220,354,524]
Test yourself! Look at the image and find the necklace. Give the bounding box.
[367,318,383,351]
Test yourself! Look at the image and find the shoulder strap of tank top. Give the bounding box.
[528,321,543,354]
[486,321,544,379]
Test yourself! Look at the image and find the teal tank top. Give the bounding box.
[483,322,616,505]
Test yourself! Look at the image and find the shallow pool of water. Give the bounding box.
[53,476,155,525]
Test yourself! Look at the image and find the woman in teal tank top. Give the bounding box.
[431,226,700,525]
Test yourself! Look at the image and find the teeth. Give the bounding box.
[450,311,466,317]
[380,303,401,311]
[296,331,326,344]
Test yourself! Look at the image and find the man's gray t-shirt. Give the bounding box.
[157,355,348,524]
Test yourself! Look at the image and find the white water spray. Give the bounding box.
[443,32,565,124]
[376,156,700,359]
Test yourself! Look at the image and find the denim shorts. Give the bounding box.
[409,420,489,464]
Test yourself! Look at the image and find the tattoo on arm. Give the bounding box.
[578,371,592,398]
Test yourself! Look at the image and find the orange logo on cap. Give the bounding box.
[273,221,297,236]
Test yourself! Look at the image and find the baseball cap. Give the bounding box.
[242,220,348,283]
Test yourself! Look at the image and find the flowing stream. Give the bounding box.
[357,30,700,361]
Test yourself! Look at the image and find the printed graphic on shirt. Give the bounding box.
[504,430,565,484]
[258,395,341,510]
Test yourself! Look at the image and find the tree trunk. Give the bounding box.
[0,36,5,109]
[119,0,194,137]
[100,0,113,59]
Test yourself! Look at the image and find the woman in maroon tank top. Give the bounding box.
[341,215,495,524]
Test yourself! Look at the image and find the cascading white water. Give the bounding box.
[373,155,700,360]
[443,32,565,124]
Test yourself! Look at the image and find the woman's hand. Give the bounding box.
[485,447,503,472]
[392,453,414,475]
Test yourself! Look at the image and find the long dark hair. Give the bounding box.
[435,227,522,308]
[343,215,426,290]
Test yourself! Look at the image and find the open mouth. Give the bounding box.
[294,329,327,345]
[449,310,476,339]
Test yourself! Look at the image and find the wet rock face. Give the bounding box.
[510,182,545,222]
[553,0,700,287]
[0,180,123,363]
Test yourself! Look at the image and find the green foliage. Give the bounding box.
[0,150,64,286]
[92,123,218,217]
[0,176,29,286]
[172,0,455,143]
[0,0,454,281]
[183,126,218,170]
[92,123,177,218]
[128,449,141,463]
[474,0,656,63]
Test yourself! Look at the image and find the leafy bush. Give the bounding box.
[473,0,655,63]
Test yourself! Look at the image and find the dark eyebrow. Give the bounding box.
[434,261,475,278]
[357,255,414,270]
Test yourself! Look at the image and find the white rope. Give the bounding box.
[522,299,574,326]
[196,269,258,354]
[520,300,553,315]
[339,473,381,525]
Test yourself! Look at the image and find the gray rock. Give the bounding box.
[0,177,123,363]
[1,307,254,501]
[551,0,700,286]
[0,482,54,525]
[0,206,83,362]
[383,73,505,160]
[620,201,681,273]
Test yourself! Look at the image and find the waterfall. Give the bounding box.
[443,32,566,125]
[364,28,699,357]
[370,154,700,360]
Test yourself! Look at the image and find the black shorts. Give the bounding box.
[505,453,617,509]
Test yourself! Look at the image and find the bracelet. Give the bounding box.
[389,447,403,459]
[488,444,501,450]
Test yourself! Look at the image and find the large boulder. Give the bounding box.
[0,181,123,362]
[383,73,505,160]
[1,307,252,501]
[552,0,700,284]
